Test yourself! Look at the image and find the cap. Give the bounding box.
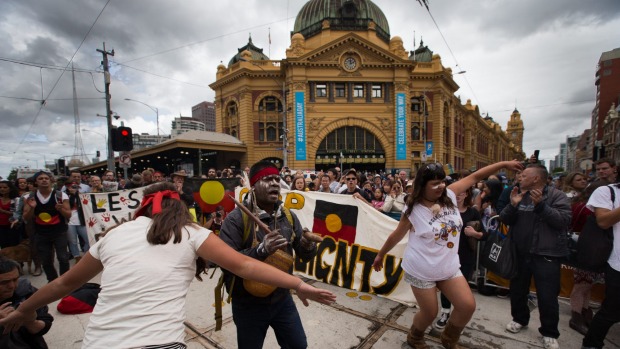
[406,180,413,187]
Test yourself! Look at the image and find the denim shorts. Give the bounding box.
[404,270,463,289]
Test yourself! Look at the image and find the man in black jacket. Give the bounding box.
[500,164,570,349]
[219,161,318,349]
[0,256,53,348]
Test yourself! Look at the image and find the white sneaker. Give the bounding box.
[506,320,525,333]
[542,336,559,349]
[434,310,450,329]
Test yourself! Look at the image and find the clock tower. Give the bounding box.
[507,108,524,151]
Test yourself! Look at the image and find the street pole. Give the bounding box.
[125,98,160,143]
[282,81,288,168]
[97,42,115,174]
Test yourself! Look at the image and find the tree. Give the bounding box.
[6,168,18,182]
[552,167,565,174]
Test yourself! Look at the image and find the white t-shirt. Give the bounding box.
[85,216,210,348]
[401,189,463,281]
[586,185,620,272]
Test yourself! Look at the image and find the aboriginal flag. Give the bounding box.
[186,178,241,214]
[312,200,358,245]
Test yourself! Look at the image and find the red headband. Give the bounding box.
[133,190,180,218]
[250,167,279,187]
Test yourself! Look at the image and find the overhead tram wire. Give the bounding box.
[120,16,295,64]
[422,4,481,107]
[10,0,111,159]
[0,57,101,74]
[112,61,211,89]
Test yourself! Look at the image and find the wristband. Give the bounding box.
[295,280,305,293]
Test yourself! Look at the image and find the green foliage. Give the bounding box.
[7,168,18,182]
[552,167,565,174]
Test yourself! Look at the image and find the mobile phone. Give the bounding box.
[56,190,63,203]
[533,150,540,162]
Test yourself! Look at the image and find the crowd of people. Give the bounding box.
[0,156,618,349]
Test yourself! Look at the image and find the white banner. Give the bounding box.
[81,187,415,305]
[80,187,145,247]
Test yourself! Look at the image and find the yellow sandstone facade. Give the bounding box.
[209,0,524,173]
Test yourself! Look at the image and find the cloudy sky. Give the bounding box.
[1,0,619,178]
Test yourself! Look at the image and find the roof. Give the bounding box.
[227,35,270,67]
[600,47,620,62]
[169,130,244,145]
[293,0,390,43]
[409,39,433,62]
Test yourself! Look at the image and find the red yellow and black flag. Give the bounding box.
[312,199,358,245]
[185,178,240,214]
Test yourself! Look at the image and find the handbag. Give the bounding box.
[480,220,517,279]
[576,186,615,272]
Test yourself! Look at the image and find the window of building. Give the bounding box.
[411,123,421,141]
[224,101,239,138]
[353,84,364,98]
[372,84,382,98]
[335,83,346,98]
[257,96,283,142]
[316,83,327,97]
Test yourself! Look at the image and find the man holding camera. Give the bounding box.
[0,256,53,348]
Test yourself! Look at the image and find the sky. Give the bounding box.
[1,0,619,179]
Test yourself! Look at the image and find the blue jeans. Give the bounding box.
[232,294,307,349]
[583,264,620,348]
[67,225,89,257]
[509,254,561,338]
[35,230,70,282]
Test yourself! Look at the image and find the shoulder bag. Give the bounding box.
[576,186,615,272]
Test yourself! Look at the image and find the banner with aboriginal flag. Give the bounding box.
[234,188,414,305]
[80,178,240,247]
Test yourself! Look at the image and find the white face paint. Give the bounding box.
[253,174,281,208]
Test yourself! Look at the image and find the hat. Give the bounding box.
[131,174,142,183]
[374,174,381,178]
[170,169,188,179]
[406,180,413,187]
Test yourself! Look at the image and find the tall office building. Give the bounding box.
[192,101,216,131]
[593,47,620,157]
[171,116,206,137]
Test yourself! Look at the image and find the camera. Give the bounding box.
[216,212,222,218]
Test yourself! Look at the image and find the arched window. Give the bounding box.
[257,96,283,142]
[411,124,421,141]
[317,126,384,156]
[224,101,239,138]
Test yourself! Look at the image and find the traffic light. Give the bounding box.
[112,126,133,151]
[57,158,66,175]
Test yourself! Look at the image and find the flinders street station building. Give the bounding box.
[210,0,525,174]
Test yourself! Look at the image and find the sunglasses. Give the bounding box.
[345,177,357,181]
[425,162,443,172]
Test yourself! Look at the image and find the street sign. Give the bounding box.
[119,151,131,168]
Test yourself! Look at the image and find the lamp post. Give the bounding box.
[82,129,107,158]
[125,98,160,143]
[239,58,288,168]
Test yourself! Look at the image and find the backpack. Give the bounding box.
[576,186,615,272]
[214,206,294,331]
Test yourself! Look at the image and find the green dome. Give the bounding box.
[228,35,270,67]
[409,39,433,62]
[293,0,390,43]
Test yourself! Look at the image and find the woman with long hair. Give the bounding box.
[480,179,503,232]
[434,187,483,330]
[372,160,523,349]
[382,181,406,219]
[0,182,336,348]
[563,172,588,199]
[292,176,307,191]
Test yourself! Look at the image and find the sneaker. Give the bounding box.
[542,336,559,349]
[506,320,525,333]
[434,311,450,329]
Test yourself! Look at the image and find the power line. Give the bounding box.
[489,99,595,113]
[0,95,104,102]
[422,4,481,106]
[0,57,101,73]
[113,62,211,89]
[11,0,111,160]
[120,16,293,64]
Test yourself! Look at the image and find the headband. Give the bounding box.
[250,167,279,187]
[133,190,180,218]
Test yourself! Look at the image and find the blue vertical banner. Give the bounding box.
[395,93,407,160]
[295,91,307,160]
[426,141,433,156]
